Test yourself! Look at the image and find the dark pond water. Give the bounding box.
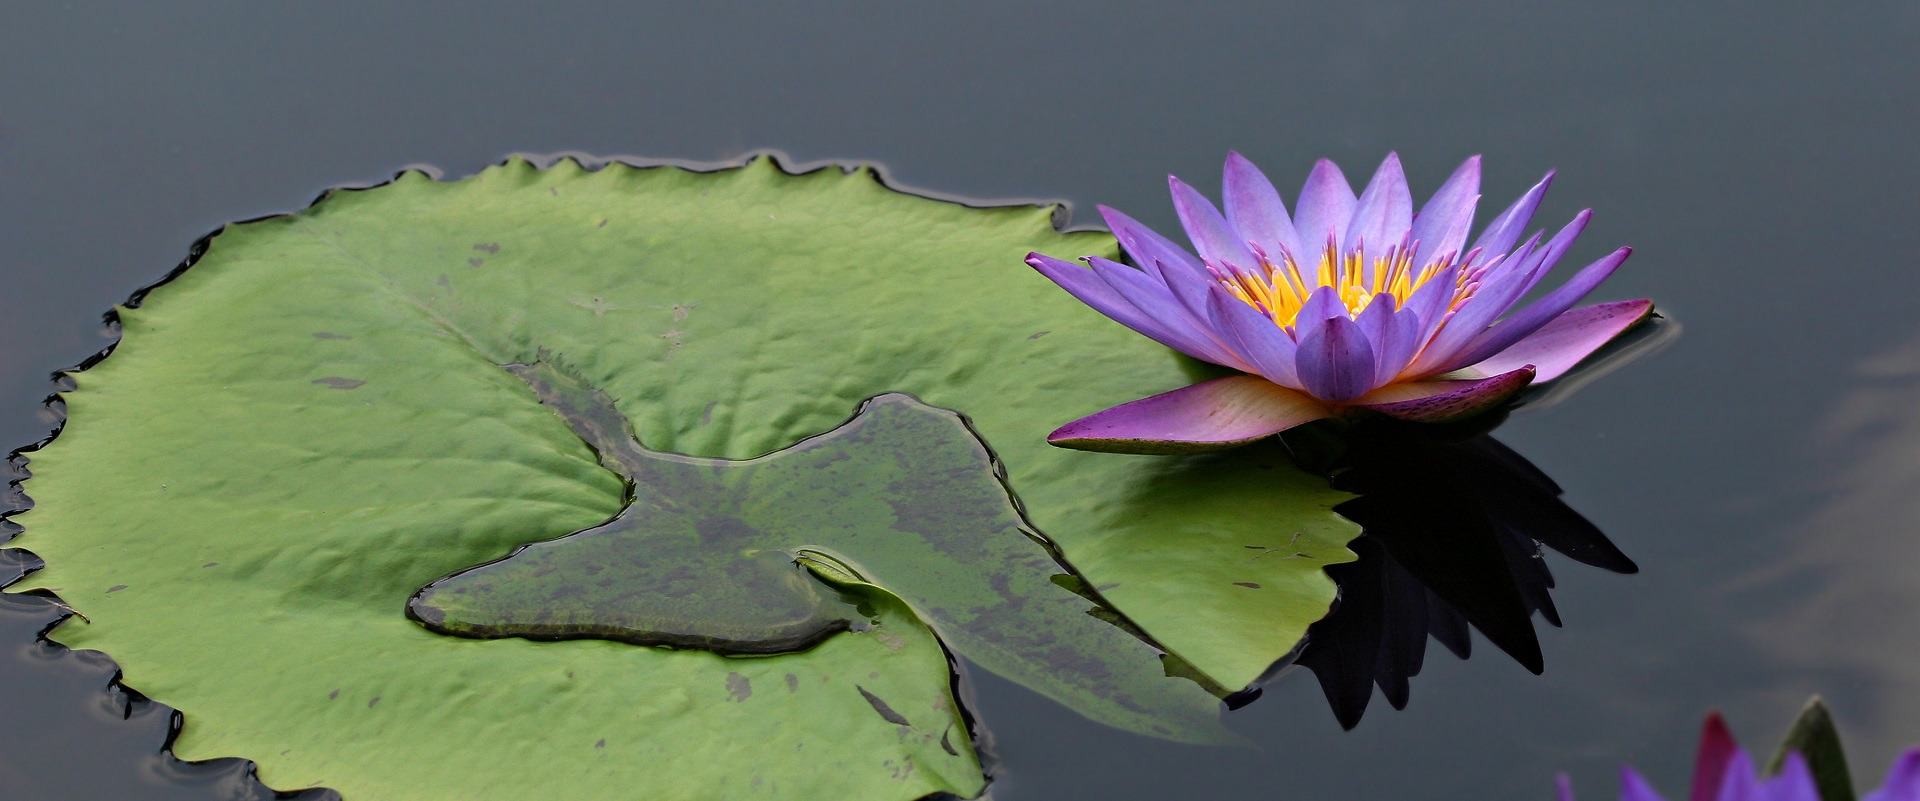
[4,3,1919,799]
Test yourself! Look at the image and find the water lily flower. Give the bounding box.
[1554,713,1920,801]
[1027,153,1652,453]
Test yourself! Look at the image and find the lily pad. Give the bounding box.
[4,155,1360,798]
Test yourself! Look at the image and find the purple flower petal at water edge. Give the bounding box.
[1046,376,1333,454]
[1864,750,1920,801]
[1031,153,1652,448]
[1349,367,1535,423]
[1557,709,1920,801]
[1466,299,1655,382]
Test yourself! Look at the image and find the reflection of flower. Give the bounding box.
[1556,712,1920,801]
[1028,153,1652,453]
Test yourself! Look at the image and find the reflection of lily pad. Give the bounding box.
[4,155,1361,798]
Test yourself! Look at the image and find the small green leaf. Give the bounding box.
[1766,696,1856,801]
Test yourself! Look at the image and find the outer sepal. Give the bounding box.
[1349,367,1536,423]
[1047,375,1334,454]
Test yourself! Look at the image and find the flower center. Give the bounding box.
[1210,241,1474,328]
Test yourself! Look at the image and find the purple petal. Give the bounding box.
[1350,367,1534,423]
[1346,153,1413,258]
[1716,752,1760,801]
[1088,257,1251,370]
[1466,299,1653,382]
[1864,748,1920,801]
[1399,261,1462,351]
[1292,284,1345,335]
[1521,210,1594,294]
[1411,155,1481,267]
[1206,286,1303,388]
[1125,254,1220,336]
[1294,159,1357,254]
[1100,205,1208,279]
[1374,305,1425,387]
[1556,773,1578,801]
[1170,175,1259,271]
[1295,314,1377,402]
[1769,754,1820,801]
[1029,253,1196,353]
[1404,263,1542,377]
[1223,151,1303,260]
[1353,293,1398,390]
[1623,767,1672,801]
[1047,376,1333,454]
[1690,713,1742,801]
[1439,246,1633,374]
[1472,170,1554,258]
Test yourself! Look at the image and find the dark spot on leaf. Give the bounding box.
[328,689,339,700]
[312,332,352,340]
[856,685,911,727]
[436,274,451,287]
[595,739,606,749]
[105,584,127,594]
[1234,582,1262,589]
[701,401,717,426]
[367,697,380,708]
[549,187,558,197]
[726,672,751,702]
[1094,583,1120,592]
[202,562,218,568]
[473,243,499,254]
[784,673,799,693]
[940,726,959,756]
[312,377,366,390]
[1028,331,1050,339]
[597,219,608,228]
[468,258,485,268]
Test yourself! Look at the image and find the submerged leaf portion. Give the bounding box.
[414,360,1230,742]
[3,156,1359,799]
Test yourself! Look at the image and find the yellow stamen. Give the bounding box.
[1213,242,1473,328]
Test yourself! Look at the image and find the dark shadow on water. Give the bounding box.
[1280,416,1639,730]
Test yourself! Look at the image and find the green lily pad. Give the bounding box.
[4,155,1361,799]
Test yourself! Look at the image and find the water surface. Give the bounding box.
[3,3,1918,799]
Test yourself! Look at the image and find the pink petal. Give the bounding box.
[1047,376,1333,454]
[1350,367,1536,423]
[1466,299,1654,383]
[1690,713,1741,801]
